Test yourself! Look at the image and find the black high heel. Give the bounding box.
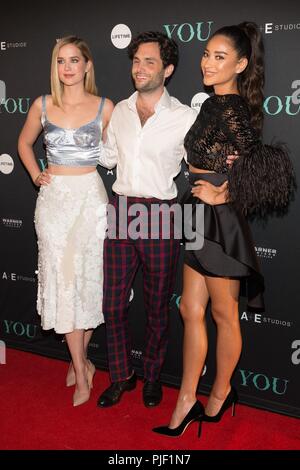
[152,400,204,438]
[203,386,238,423]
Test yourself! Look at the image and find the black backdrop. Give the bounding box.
[0,0,299,418]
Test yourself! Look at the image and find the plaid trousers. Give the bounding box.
[103,195,180,382]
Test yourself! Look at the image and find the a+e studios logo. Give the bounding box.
[260,22,300,34]
[241,311,292,328]
[0,40,27,50]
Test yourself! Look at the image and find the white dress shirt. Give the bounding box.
[98,88,197,200]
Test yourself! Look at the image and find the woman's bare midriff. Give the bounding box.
[48,165,96,175]
[188,164,215,174]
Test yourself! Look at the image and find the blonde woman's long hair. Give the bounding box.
[50,36,98,107]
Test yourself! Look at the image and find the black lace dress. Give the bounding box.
[183,94,283,311]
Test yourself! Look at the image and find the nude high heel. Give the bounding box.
[72,361,96,407]
[73,386,91,407]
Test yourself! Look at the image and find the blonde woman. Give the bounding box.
[18,36,114,406]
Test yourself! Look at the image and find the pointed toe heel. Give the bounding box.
[73,388,91,407]
[152,400,204,438]
[72,361,95,407]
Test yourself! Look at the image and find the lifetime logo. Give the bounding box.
[111,24,132,49]
[0,154,14,175]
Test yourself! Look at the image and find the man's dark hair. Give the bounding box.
[128,31,179,85]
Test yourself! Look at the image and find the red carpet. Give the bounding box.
[0,349,299,450]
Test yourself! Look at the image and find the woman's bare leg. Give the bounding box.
[169,265,209,428]
[205,276,241,416]
[66,329,94,381]
[65,329,89,394]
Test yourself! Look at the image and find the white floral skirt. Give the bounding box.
[34,171,108,334]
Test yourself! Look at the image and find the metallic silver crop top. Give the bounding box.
[41,95,105,167]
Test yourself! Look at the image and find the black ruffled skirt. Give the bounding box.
[181,172,264,311]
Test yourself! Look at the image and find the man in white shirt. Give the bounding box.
[97,31,197,409]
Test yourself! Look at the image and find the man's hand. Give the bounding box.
[226,151,239,167]
[191,180,228,205]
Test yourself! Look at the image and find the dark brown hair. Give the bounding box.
[128,31,179,85]
[211,22,265,134]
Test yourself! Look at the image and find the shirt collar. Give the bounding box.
[128,87,172,112]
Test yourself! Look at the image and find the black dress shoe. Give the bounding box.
[143,380,162,407]
[97,372,137,407]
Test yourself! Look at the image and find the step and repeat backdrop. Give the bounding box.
[0,0,299,417]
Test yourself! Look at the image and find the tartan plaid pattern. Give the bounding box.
[103,195,180,382]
